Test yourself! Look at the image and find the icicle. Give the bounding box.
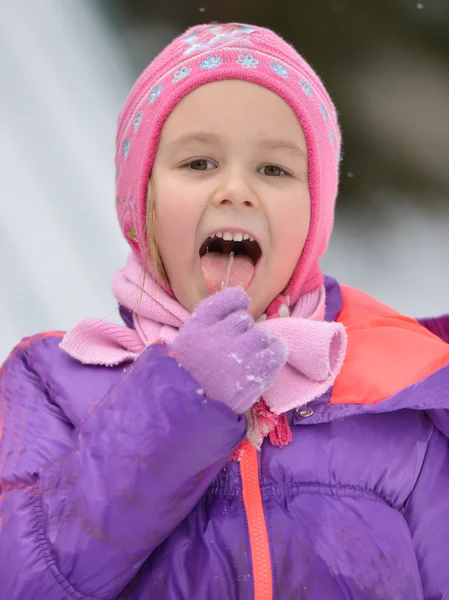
[221,251,235,290]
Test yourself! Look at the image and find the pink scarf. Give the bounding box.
[61,254,347,448]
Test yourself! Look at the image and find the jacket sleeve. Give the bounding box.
[403,423,449,598]
[0,341,247,600]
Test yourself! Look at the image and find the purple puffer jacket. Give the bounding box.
[1,277,449,600]
[419,315,449,344]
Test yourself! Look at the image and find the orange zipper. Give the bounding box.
[239,440,273,600]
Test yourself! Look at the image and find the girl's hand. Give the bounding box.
[170,287,288,414]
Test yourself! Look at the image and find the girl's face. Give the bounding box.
[150,80,310,319]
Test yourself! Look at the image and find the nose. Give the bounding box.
[211,169,260,210]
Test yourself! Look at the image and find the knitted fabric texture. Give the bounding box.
[61,253,347,422]
[115,22,341,313]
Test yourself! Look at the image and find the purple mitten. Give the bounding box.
[170,287,288,414]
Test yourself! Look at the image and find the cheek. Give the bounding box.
[272,192,311,262]
[154,187,200,265]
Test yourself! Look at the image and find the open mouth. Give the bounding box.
[199,233,262,264]
[199,232,262,294]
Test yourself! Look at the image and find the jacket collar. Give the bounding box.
[294,276,449,429]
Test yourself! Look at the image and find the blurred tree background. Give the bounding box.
[97,0,449,208]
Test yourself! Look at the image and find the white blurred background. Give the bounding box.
[1,0,448,361]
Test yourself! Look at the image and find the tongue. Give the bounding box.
[200,252,255,294]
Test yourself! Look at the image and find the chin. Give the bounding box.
[245,292,268,321]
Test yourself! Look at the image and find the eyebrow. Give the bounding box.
[166,131,306,159]
[166,132,219,148]
[257,138,307,159]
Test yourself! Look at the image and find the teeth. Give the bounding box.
[211,231,256,242]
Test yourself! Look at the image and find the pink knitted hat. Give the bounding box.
[115,23,341,315]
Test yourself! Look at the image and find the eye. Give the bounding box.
[186,159,216,171]
[258,164,288,177]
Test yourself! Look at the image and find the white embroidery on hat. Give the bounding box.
[320,104,328,121]
[149,84,163,103]
[172,66,192,83]
[199,55,223,69]
[237,54,259,68]
[299,79,313,97]
[270,61,289,78]
[183,24,255,56]
[133,111,143,131]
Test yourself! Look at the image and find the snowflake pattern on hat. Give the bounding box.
[172,66,192,82]
[299,79,313,97]
[270,61,289,78]
[200,55,223,69]
[133,111,143,131]
[149,84,163,103]
[237,54,259,68]
[320,104,328,121]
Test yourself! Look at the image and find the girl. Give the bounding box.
[1,23,449,600]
